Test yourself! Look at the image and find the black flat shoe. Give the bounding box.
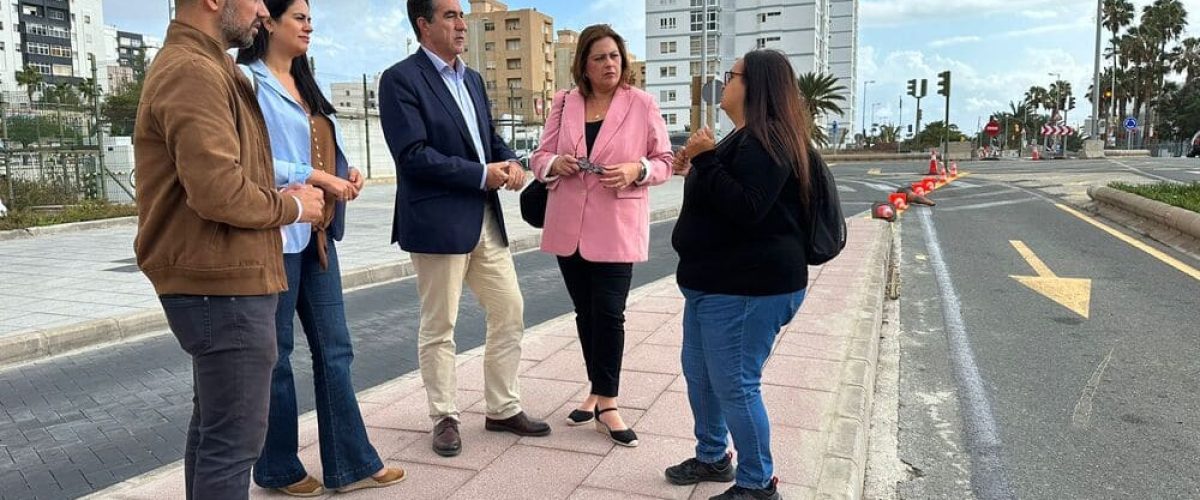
[566,407,595,426]
[595,407,638,447]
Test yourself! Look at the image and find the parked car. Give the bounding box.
[1187,130,1200,157]
[669,133,689,154]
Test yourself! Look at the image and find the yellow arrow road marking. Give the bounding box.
[1009,240,1092,318]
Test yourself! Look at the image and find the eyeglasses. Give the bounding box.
[723,71,743,82]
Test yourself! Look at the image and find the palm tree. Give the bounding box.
[878,124,900,144]
[1173,37,1200,83]
[1049,80,1073,113]
[1024,86,1049,114]
[1140,0,1187,128]
[15,66,42,103]
[795,71,848,147]
[77,78,100,106]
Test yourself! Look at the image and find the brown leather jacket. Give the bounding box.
[134,21,300,296]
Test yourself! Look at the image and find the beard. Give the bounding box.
[219,1,259,48]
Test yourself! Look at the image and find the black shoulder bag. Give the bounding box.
[519,91,567,228]
[805,151,847,265]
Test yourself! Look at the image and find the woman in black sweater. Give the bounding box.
[663,50,823,500]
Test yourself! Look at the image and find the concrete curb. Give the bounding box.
[814,220,891,500]
[1104,149,1152,158]
[1087,186,1200,256]
[0,216,137,241]
[0,207,682,369]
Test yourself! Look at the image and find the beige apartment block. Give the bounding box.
[553,29,577,91]
[465,0,555,126]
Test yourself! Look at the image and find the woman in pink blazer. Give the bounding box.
[530,24,673,448]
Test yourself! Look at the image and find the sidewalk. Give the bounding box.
[0,179,684,367]
[87,217,890,500]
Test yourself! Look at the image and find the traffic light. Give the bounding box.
[907,79,917,97]
[1069,96,1076,110]
[937,70,951,97]
[1104,89,1113,98]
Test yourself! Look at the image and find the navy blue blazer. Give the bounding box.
[379,51,516,254]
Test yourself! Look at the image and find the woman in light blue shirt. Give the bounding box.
[236,0,405,496]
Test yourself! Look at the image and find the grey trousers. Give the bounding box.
[160,294,279,500]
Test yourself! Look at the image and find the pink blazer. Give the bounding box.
[530,86,674,263]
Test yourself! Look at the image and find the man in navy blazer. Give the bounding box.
[379,0,550,458]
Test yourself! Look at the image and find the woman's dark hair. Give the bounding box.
[740,49,813,206]
[572,24,630,98]
[236,0,335,117]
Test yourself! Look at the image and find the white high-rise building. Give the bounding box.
[0,0,108,99]
[828,0,857,144]
[645,0,855,140]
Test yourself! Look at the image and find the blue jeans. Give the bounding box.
[253,237,383,489]
[679,286,806,489]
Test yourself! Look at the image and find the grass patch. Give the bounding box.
[0,201,137,231]
[1109,182,1200,214]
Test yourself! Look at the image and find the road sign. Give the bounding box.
[701,79,724,106]
[984,120,1001,137]
[1041,125,1075,136]
[534,97,544,117]
[1124,117,1138,130]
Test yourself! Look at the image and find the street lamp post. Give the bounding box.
[1091,0,1102,140]
[861,79,875,143]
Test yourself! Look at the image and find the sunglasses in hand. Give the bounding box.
[576,157,606,174]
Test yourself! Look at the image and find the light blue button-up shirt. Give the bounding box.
[422,47,490,190]
[242,60,349,253]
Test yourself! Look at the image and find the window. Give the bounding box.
[52,64,72,77]
[506,58,522,70]
[689,60,717,76]
[485,42,495,51]
[486,80,497,90]
[48,9,64,21]
[22,5,40,16]
[690,0,717,6]
[484,22,495,31]
[690,10,718,31]
[505,19,520,31]
[506,38,520,51]
[659,41,676,54]
[25,23,71,39]
[758,11,782,23]
[659,66,677,78]
[689,35,717,56]
[509,97,524,110]
[659,17,677,30]
[85,15,91,24]
[30,62,52,75]
[755,36,781,49]
[662,113,677,125]
[507,78,522,89]
[660,90,676,102]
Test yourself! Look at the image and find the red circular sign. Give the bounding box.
[985,121,1001,136]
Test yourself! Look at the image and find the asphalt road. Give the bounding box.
[881,157,1200,499]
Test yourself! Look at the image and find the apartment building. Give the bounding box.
[645,0,854,136]
[0,0,107,98]
[463,0,555,126]
[553,28,576,91]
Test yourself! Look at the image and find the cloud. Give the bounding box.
[929,36,982,48]
[861,0,1092,27]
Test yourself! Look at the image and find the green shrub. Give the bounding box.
[1109,182,1200,214]
[0,200,136,231]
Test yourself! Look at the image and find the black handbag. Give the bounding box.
[805,151,846,265]
[519,91,566,229]
[520,179,549,228]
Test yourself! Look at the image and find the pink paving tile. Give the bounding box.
[518,401,646,456]
[449,444,604,500]
[623,343,684,376]
[773,332,850,361]
[761,385,832,432]
[642,313,684,347]
[392,418,520,470]
[763,355,841,393]
[667,374,687,393]
[363,389,485,433]
[627,295,685,314]
[539,316,583,338]
[622,326,658,352]
[570,486,665,499]
[608,370,677,410]
[689,481,814,500]
[521,334,578,361]
[109,470,187,500]
[625,311,676,332]
[582,433,698,499]
[635,390,695,440]
[464,376,584,420]
[333,460,474,500]
[357,376,423,404]
[454,355,489,392]
[522,347,590,383]
[772,426,825,487]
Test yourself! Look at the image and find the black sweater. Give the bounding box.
[671,129,813,296]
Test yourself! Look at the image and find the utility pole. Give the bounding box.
[700,0,709,131]
[1091,0,1102,140]
[509,84,516,145]
[361,74,372,178]
[90,53,107,198]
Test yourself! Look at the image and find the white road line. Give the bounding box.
[1107,158,1183,183]
[940,198,1036,212]
[946,180,981,189]
[917,209,1017,500]
[844,180,897,192]
[838,185,858,193]
[1071,347,1115,430]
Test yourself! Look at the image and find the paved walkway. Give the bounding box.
[88,217,889,500]
[0,179,685,366]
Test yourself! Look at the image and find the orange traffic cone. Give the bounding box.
[1031,148,1040,161]
[950,162,959,177]
[922,177,938,192]
[928,157,939,175]
[888,192,908,210]
[872,202,897,221]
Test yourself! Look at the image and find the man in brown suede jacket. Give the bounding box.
[133,1,324,498]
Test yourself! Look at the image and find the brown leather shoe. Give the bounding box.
[336,466,407,493]
[275,475,324,497]
[432,417,462,457]
[485,411,551,437]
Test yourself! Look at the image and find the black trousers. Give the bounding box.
[556,252,634,398]
[160,294,279,500]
